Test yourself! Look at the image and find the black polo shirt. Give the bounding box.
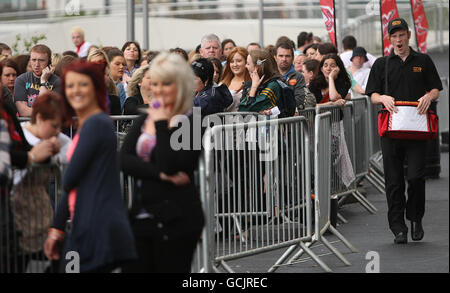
[366,47,442,102]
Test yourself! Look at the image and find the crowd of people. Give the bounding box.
[0,17,442,272]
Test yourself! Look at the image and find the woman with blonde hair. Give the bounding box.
[87,49,121,115]
[50,53,62,73]
[120,52,204,273]
[123,65,151,115]
[220,47,251,112]
[188,53,202,64]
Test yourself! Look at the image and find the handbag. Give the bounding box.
[377,56,438,140]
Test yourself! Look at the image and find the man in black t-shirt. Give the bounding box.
[14,44,60,117]
[366,18,442,245]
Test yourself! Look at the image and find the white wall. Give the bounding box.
[0,14,327,54]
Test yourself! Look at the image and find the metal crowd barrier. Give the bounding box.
[197,115,313,273]
[367,101,386,194]
[438,76,449,141]
[7,106,375,273]
[1,163,62,273]
[312,102,377,214]
[268,112,357,273]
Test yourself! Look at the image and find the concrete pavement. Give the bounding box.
[226,152,449,273]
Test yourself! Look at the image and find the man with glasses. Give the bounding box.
[14,44,60,117]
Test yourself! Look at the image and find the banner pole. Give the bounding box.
[379,0,384,56]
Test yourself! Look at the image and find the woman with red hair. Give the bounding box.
[220,47,251,112]
[43,60,136,273]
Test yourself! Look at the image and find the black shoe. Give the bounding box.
[411,221,424,241]
[394,231,408,244]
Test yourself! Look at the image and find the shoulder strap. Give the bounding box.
[384,56,389,95]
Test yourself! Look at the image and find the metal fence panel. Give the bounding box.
[1,164,62,273]
[197,115,313,272]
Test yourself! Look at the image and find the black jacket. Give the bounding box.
[193,83,233,117]
[120,113,205,239]
[108,94,122,115]
[123,92,149,115]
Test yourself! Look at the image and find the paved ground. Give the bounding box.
[225,152,449,273]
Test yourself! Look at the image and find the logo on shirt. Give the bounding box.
[288,79,298,86]
[27,94,38,107]
[413,66,422,72]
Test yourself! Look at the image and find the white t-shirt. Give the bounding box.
[13,122,71,185]
[76,41,92,58]
[348,67,371,91]
[225,89,242,112]
[340,50,377,69]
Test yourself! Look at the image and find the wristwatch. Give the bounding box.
[40,81,50,89]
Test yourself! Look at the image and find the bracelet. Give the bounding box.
[48,228,65,241]
[29,152,35,164]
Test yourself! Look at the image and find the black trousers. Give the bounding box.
[381,137,427,235]
[122,219,201,273]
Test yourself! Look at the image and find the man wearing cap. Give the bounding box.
[366,18,442,244]
[340,35,376,69]
[347,47,371,92]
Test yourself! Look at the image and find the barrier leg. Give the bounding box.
[328,225,358,253]
[220,260,235,273]
[337,213,348,224]
[298,241,332,273]
[268,244,299,273]
[320,234,351,266]
[351,190,378,214]
[365,173,386,194]
[287,240,313,264]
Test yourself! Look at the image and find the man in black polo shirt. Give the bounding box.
[366,18,442,244]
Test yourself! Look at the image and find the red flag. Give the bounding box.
[380,0,400,56]
[410,0,429,53]
[320,0,337,47]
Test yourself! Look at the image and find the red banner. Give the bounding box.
[320,0,337,47]
[410,0,429,53]
[380,0,400,56]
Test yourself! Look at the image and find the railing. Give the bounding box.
[269,111,358,273]
[1,163,62,273]
[2,97,385,273]
[197,115,315,272]
[300,101,378,215]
